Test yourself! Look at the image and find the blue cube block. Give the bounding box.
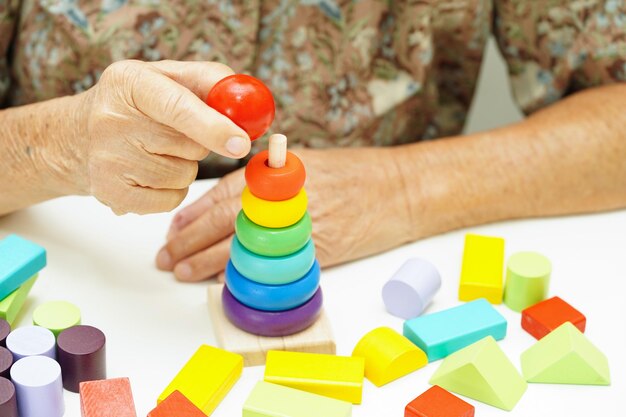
[403,298,507,361]
[0,235,46,300]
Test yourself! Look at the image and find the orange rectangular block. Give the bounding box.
[148,390,205,417]
[80,377,137,417]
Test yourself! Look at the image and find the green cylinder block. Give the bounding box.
[504,252,551,312]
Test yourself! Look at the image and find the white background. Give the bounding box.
[0,179,624,417]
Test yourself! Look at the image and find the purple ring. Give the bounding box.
[222,286,323,337]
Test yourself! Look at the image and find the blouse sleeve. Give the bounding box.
[0,0,19,108]
[493,0,626,114]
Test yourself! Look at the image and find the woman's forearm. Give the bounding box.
[0,95,88,215]
[396,83,626,240]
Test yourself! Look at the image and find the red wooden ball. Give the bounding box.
[206,74,275,141]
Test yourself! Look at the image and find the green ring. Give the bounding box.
[235,210,312,257]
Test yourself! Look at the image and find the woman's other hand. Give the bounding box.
[156,147,415,281]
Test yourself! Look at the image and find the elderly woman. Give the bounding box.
[1,1,625,282]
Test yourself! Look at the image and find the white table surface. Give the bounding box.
[0,179,624,417]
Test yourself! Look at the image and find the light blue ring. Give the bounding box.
[225,260,320,311]
[230,237,316,285]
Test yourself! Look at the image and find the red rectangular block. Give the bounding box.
[148,390,206,417]
[405,385,474,417]
[80,377,137,417]
[522,296,586,340]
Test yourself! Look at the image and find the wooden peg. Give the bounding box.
[268,134,287,168]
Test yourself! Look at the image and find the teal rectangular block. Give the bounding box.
[403,298,507,361]
[0,235,46,300]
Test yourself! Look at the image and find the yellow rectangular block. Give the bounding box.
[158,345,243,415]
[459,234,505,304]
[264,350,364,404]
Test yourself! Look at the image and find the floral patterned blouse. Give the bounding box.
[1,0,624,175]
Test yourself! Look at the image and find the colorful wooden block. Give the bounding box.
[352,327,427,387]
[80,377,137,417]
[6,325,56,361]
[459,234,505,304]
[0,275,37,325]
[403,299,507,362]
[230,238,316,285]
[429,336,527,411]
[503,252,551,312]
[33,300,81,337]
[243,381,352,417]
[0,347,12,379]
[0,319,9,347]
[405,385,475,417]
[11,356,64,417]
[222,285,323,337]
[57,325,107,393]
[382,258,441,319]
[0,235,46,300]
[148,390,205,417]
[264,350,364,404]
[241,186,308,229]
[209,283,335,366]
[522,296,586,340]
[521,322,610,385]
[158,345,243,415]
[0,377,18,417]
[225,260,320,311]
[236,211,312,257]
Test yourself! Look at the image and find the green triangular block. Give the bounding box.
[429,336,526,411]
[521,322,610,385]
[0,274,38,325]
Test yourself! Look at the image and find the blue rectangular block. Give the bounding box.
[0,235,46,300]
[403,298,507,362]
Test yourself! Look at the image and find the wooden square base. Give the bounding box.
[208,284,336,367]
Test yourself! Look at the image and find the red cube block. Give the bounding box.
[521,296,586,340]
[405,385,474,417]
[148,390,205,417]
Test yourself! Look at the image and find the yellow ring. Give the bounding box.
[241,186,307,228]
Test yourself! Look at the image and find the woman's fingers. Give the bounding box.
[125,154,199,190]
[168,168,245,237]
[105,186,189,215]
[157,196,240,270]
[104,60,251,158]
[135,123,210,161]
[148,60,235,100]
[172,236,233,282]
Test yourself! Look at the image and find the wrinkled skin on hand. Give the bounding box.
[156,147,415,281]
[78,60,251,215]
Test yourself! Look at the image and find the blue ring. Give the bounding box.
[225,261,320,311]
[230,237,316,285]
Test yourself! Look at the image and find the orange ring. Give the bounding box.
[245,150,306,201]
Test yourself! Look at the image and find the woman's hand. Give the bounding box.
[156,147,416,281]
[77,60,251,214]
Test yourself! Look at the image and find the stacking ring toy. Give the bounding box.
[235,211,312,257]
[241,186,307,229]
[225,260,320,311]
[222,286,323,337]
[230,237,315,285]
[245,150,306,201]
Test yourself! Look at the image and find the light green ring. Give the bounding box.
[235,211,312,257]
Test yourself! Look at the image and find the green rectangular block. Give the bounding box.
[0,274,38,325]
[243,381,352,417]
